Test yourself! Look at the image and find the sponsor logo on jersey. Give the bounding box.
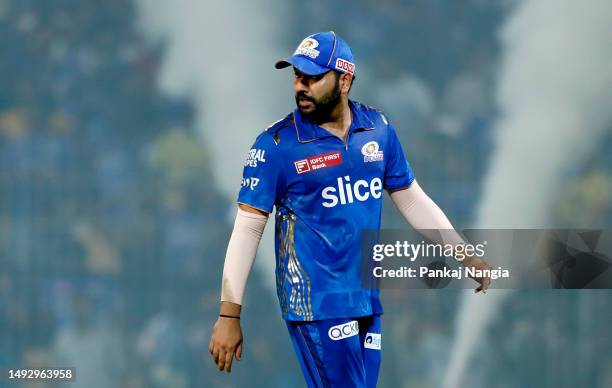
[241,177,260,190]
[295,159,310,174]
[361,141,384,163]
[294,151,342,174]
[364,333,381,350]
[335,58,355,75]
[321,176,383,208]
[328,320,359,341]
[294,38,320,59]
[245,148,266,168]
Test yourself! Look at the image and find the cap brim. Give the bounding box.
[274,56,329,76]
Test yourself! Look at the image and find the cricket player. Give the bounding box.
[209,31,491,387]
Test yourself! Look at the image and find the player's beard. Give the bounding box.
[295,78,341,124]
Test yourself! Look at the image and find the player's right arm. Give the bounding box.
[209,204,268,373]
[209,131,285,373]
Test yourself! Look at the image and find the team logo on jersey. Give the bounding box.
[328,320,359,341]
[361,141,384,163]
[294,151,342,174]
[241,177,259,190]
[294,38,320,59]
[364,333,381,350]
[245,148,266,168]
[335,58,355,75]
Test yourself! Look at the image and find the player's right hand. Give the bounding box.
[209,317,243,373]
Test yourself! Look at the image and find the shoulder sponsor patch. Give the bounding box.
[364,332,381,350]
[294,151,342,174]
[245,148,266,167]
[241,177,260,190]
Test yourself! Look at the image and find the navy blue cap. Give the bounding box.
[275,31,355,76]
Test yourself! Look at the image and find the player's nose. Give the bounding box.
[293,76,309,94]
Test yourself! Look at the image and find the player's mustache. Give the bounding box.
[296,92,315,102]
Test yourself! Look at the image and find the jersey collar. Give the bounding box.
[293,99,376,143]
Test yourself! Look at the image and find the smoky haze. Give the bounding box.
[136,0,292,295]
[444,1,612,387]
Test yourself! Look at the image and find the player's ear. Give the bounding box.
[340,73,353,94]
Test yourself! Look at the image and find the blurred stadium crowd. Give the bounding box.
[0,1,288,387]
[0,0,611,387]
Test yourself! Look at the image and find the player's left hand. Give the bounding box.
[461,255,491,293]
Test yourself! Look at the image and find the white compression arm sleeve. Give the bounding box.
[389,180,465,248]
[220,207,268,305]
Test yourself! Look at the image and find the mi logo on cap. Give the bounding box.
[295,38,320,59]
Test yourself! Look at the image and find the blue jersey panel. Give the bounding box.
[237,100,415,321]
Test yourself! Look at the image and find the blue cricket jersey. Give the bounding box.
[237,100,415,321]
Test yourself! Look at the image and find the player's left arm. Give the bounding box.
[387,181,491,293]
[381,116,490,291]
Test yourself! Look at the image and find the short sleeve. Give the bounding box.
[384,122,415,191]
[237,132,285,213]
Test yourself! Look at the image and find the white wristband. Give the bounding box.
[220,207,268,304]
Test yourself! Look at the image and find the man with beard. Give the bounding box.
[209,31,491,387]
